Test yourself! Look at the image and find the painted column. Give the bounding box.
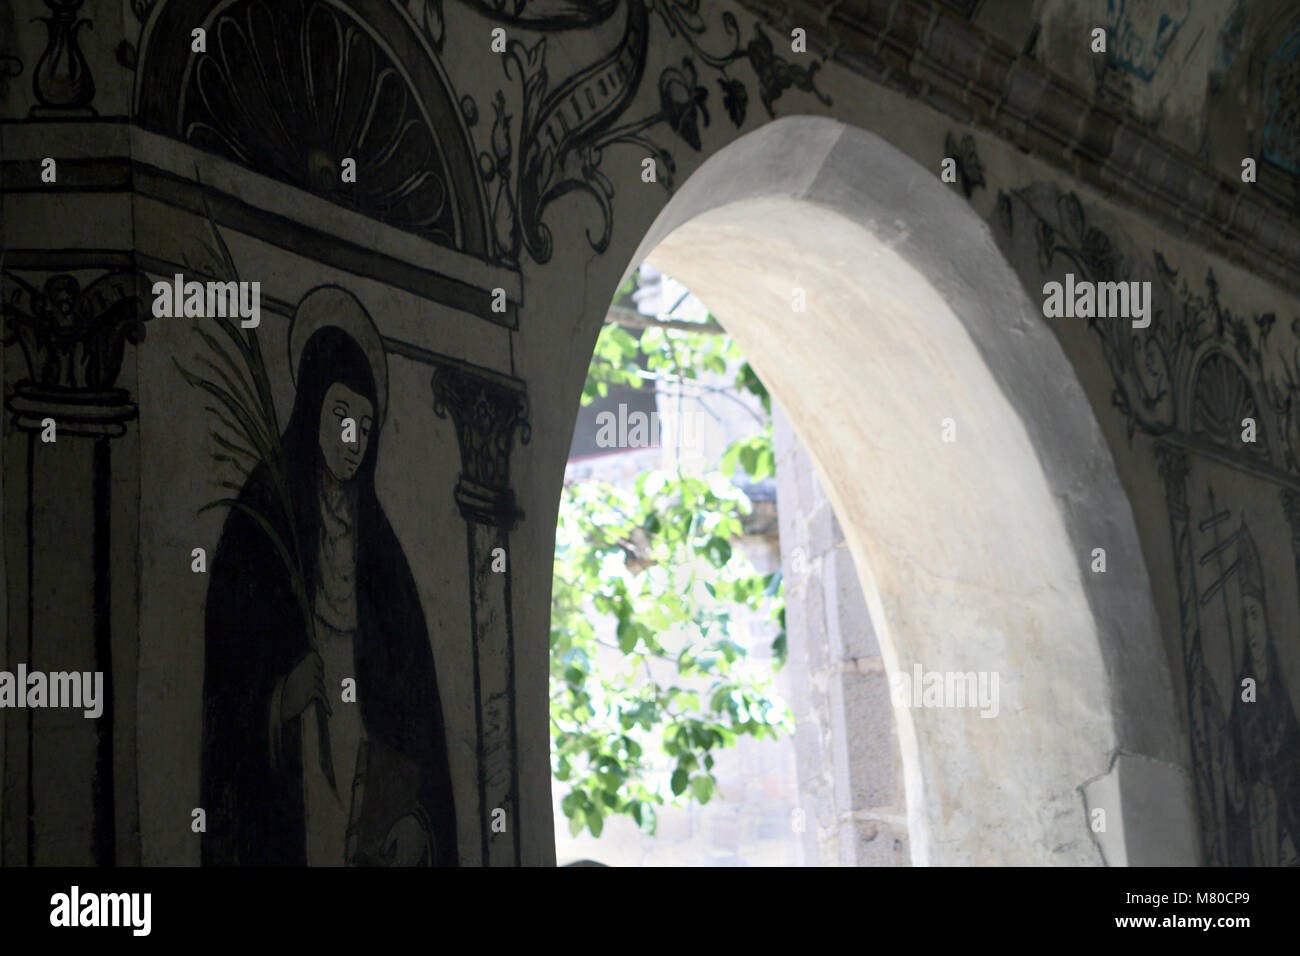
[1155,442,1217,865]
[2,269,145,865]
[431,362,529,866]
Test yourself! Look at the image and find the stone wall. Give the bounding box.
[775,408,909,866]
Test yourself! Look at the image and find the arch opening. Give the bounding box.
[550,266,807,866]
[603,116,1200,865]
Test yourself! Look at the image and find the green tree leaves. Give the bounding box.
[552,276,791,838]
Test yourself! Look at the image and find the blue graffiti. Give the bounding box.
[1106,0,1190,82]
[1262,29,1300,175]
[1213,0,1245,80]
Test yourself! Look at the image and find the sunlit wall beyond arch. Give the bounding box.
[613,116,1198,865]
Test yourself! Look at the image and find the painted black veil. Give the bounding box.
[199,292,457,866]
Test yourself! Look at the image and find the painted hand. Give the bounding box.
[281,651,330,722]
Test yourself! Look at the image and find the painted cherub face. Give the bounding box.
[318,382,373,482]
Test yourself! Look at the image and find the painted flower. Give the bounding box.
[718,76,748,128]
[659,59,709,151]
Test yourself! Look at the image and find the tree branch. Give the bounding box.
[607,305,724,335]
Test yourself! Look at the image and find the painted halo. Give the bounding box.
[288,286,389,426]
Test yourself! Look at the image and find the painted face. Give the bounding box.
[1242,595,1268,679]
[318,382,373,482]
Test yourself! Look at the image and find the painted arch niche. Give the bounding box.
[624,117,1198,865]
[132,0,491,256]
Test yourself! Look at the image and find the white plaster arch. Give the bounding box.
[617,116,1198,865]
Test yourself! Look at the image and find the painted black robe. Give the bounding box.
[199,462,457,866]
[1225,643,1300,865]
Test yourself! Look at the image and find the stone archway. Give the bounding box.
[598,115,1199,865]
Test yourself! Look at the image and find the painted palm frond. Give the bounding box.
[176,196,337,794]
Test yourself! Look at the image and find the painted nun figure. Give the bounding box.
[1222,523,1300,866]
[200,286,457,866]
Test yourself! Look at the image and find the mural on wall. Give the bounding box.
[132,0,495,261]
[4,0,830,866]
[180,3,463,247]
[179,264,457,868]
[175,220,458,866]
[125,0,830,270]
[125,0,535,866]
[1182,495,1300,866]
[474,0,831,264]
[997,184,1300,865]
